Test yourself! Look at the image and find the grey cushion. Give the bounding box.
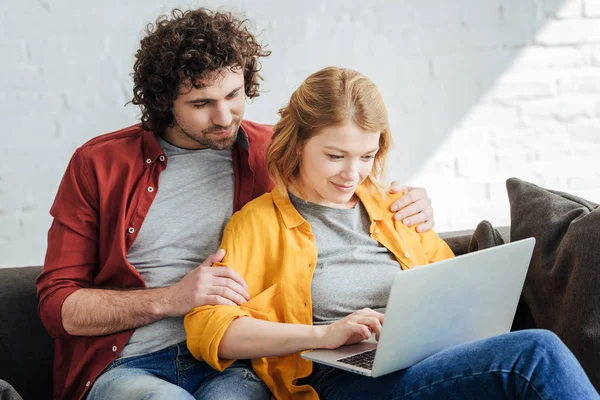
[0,266,53,400]
[507,177,600,391]
[443,220,505,256]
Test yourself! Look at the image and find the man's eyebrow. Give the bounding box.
[184,85,244,104]
[324,145,379,154]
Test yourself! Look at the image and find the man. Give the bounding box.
[36,8,435,400]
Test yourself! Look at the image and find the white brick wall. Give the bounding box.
[1,0,600,267]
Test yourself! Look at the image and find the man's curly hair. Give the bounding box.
[131,8,271,133]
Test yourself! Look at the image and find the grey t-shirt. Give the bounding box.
[120,134,235,358]
[289,193,402,325]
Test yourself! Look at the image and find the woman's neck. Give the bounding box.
[287,184,358,209]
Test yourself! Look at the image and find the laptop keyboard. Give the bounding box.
[337,349,376,370]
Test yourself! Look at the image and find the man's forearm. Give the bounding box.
[61,286,175,336]
[219,317,323,359]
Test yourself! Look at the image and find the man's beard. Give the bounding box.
[180,120,240,150]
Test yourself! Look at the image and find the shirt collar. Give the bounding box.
[142,126,166,167]
[235,126,249,150]
[271,186,307,229]
[355,185,385,221]
[271,183,387,230]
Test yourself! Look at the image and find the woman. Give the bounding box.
[184,67,597,399]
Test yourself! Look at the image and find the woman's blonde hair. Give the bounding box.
[267,66,392,195]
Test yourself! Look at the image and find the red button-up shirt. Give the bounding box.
[36,121,274,400]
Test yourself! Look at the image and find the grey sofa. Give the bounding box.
[0,227,512,400]
[0,266,53,400]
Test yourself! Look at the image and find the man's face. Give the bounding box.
[164,67,246,150]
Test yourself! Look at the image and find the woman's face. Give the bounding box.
[296,121,380,208]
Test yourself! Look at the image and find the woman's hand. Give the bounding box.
[316,308,385,350]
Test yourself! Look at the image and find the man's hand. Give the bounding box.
[389,182,434,233]
[165,249,250,317]
[59,249,250,336]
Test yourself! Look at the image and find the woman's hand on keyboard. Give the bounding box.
[315,308,384,350]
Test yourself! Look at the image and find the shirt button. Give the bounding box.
[128,227,135,234]
[112,345,117,352]
[404,252,410,258]
[374,229,381,234]
[146,158,152,164]
[159,155,165,162]
[86,381,91,387]
[304,302,307,307]
[147,186,154,193]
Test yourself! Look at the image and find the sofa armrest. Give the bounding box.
[0,266,53,400]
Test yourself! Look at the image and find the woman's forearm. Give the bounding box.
[218,317,324,359]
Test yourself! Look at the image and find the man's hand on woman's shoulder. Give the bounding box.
[388,183,434,233]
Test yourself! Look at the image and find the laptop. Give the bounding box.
[301,237,535,377]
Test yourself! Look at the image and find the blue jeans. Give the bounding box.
[306,330,598,399]
[87,342,270,400]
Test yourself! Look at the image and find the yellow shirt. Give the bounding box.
[184,184,455,399]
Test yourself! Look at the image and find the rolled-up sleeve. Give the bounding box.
[36,149,99,339]
[185,279,283,370]
[184,305,251,371]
